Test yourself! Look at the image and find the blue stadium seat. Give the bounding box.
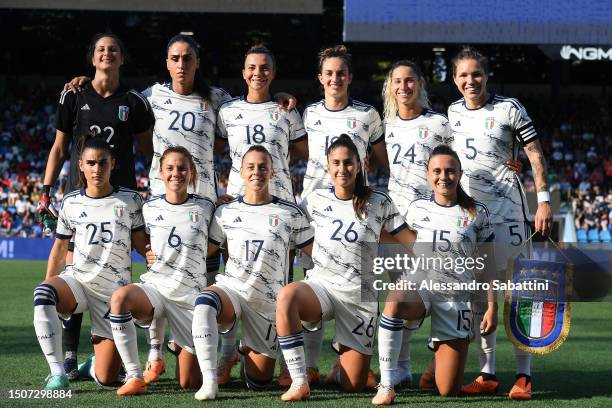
[599,229,611,243]
[576,229,588,243]
[587,229,600,243]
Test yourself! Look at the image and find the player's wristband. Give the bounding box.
[537,191,551,203]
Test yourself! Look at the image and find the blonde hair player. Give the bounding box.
[276,135,416,402]
[381,59,523,390]
[108,147,215,396]
[448,46,552,400]
[372,145,497,405]
[33,137,148,391]
[191,145,313,400]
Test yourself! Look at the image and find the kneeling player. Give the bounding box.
[109,147,215,395]
[373,145,497,405]
[33,137,148,390]
[191,146,313,400]
[276,135,416,402]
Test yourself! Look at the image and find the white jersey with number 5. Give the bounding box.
[140,194,215,308]
[301,100,384,198]
[209,196,313,318]
[55,187,145,300]
[143,83,232,200]
[385,109,452,217]
[217,97,306,202]
[302,188,407,308]
[448,94,536,224]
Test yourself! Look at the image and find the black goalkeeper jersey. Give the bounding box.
[54,82,153,192]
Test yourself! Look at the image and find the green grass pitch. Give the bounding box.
[1,260,611,407]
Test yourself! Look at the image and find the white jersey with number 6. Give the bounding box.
[209,196,313,319]
[302,188,407,308]
[448,94,536,224]
[141,194,215,308]
[217,97,306,202]
[143,83,232,200]
[55,187,145,300]
[385,109,452,217]
[301,100,384,198]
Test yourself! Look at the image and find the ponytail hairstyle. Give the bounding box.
[159,146,198,190]
[245,44,276,72]
[382,60,430,121]
[427,145,476,217]
[326,134,370,220]
[451,46,489,78]
[241,144,274,165]
[78,132,114,188]
[318,45,352,74]
[166,34,211,100]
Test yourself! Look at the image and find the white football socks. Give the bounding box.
[378,314,404,387]
[109,312,142,379]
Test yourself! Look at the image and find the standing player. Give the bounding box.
[108,146,215,395]
[191,145,313,400]
[39,33,153,380]
[217,45,307,202]
[276,135,416,402]
[448,46,552,400]
[298,45,387,384]
[301,45,386,199]
[381,60,523,389]
[33,137,148,390]
[67,36,298,384]
[372,145,498,405]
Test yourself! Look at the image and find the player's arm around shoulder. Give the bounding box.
[46,238,70,280]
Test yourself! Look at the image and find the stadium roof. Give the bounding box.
[0,0,323,14]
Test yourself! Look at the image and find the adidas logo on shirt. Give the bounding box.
[81,104,90,111]
[387,132,394,138]
[79,211,88,218]
[324,206,333,212]
[455,121,461,127]
[421,216,430,222]
[235,114,243,120]
[314,120,322,126]
[233,217,242,223]
[164,98,172,104]
[156,215,164,221]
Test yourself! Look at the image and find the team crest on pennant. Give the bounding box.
[268,216,280,227]
[118,106,129,122]
[347,117,357,129]
[456,216,469,227]
[269,110,281,121]
[418,126,430,139]
[485,117,495,130]
[504,258,572,355]
[114,206,125,217]
[189,210,199,223]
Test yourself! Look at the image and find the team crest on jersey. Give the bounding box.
[456,216,469,227]
[118,106,129,122]
[114,206,125,217]
[268,216,280,227]
[347,117,357,129]
[485,117,495,130]
[189,210,199,223]
[418,126,430,139]
[269,110,281,121]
